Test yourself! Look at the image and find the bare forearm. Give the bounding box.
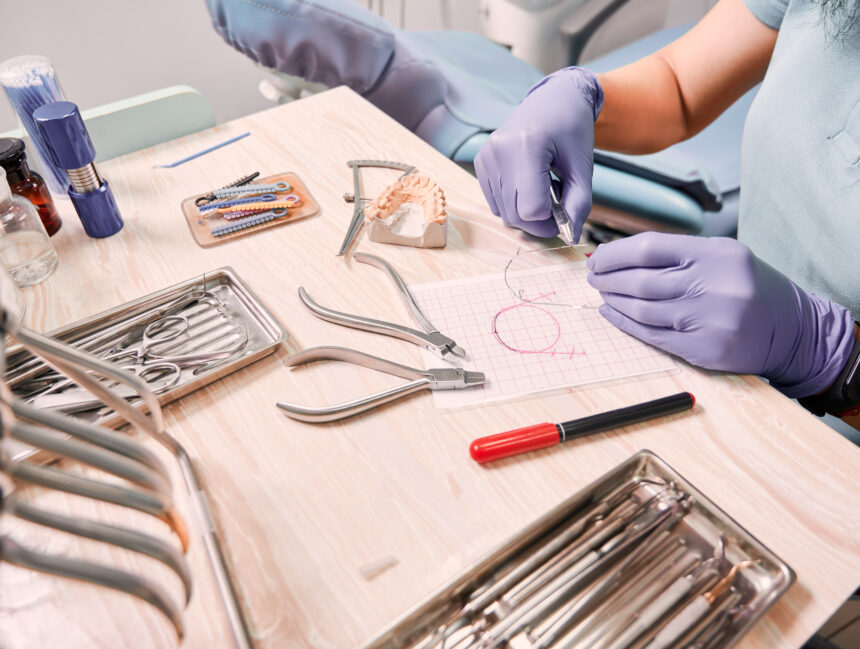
[594,57,689,154]
[593,0,776,155]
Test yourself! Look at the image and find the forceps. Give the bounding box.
[299,252,466,362]
[277,346,484,422]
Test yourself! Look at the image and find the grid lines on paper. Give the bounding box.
[411,262,676,408]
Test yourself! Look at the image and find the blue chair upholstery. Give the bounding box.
[205,0,543,160]
[204,1,750,237]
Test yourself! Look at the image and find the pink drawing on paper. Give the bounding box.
[491,292,586,358]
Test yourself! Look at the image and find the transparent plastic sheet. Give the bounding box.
[410,245,677,409]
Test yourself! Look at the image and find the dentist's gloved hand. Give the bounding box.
[586,232,856,398]
[474,67,604,242]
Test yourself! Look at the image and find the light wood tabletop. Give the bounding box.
[2,86,859,649]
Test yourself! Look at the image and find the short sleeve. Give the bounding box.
[744,0,789,29]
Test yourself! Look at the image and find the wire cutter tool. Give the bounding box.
[298,252,467,362]
[277,346,484,422]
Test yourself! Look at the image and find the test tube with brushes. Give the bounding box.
[0,56,69,195]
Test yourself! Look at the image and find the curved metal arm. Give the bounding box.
[353,252,436,333]
[10,399,169,479]
[284,345,429,380]
[10,421,170,495]
[278,378,430,423]
[298,288,445,353]
[7,462,189,551]
[8,497,192,604]
[0,536,184,638]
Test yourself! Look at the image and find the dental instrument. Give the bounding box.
[641,561,758,649]
[210,209,284,236]
[0,274,258,649]
[195,171,260,206]
[277,346,484,423]
[339,159,416,255]
[353,451,793,649]
[549,178,574,246]
[153,131,250,169]
[299,252,466,361]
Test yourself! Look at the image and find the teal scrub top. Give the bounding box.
[740,0,859,320]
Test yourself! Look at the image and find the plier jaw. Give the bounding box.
[426,367,486,389]
[425,332,467,361]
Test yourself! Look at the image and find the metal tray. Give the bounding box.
[359,451,794,649]
[6,267,287,462]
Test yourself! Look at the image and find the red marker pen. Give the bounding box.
[469,392,695,464]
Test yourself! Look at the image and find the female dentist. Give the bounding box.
[475,0,860,429]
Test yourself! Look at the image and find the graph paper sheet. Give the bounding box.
[411,261,676,408]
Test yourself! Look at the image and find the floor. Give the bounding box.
[817,596,860,648]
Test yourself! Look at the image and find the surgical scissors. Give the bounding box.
[277,346,484,422]
[99,303,248,366]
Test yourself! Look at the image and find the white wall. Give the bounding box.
[0,0,716,133]
[0,0,273,131]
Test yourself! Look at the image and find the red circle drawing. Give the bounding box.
[491,292,586,358]
[491,303,561,354]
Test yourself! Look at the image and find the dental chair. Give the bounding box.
[204,0,752,239]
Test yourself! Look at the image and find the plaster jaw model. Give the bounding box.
[364,174,447,248]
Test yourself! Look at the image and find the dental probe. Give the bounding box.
[641,561,758,649]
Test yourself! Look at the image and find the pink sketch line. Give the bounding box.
[491,292,587,358]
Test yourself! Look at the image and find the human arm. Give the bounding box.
[594,0,778,153]
[586,233,860,429]
[475,0,779,238]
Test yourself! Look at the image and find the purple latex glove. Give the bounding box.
[474,67,604,242]
[586,232,856,398]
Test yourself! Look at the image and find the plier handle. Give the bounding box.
[298,252,466,361]
[277,346,484,423]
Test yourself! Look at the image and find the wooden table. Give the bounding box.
[3,87,859,648]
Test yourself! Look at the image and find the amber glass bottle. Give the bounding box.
[0,138,62,236]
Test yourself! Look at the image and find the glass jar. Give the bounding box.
[0,166,58,287]
[0,261,24,323]
[0,138,62,236]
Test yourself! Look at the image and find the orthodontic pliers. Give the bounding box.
[298,252,467,362]
[277,346,485,423]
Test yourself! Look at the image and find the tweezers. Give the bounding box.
[550,178,575,246]
[277,346,484,422]
[298,252,466,361]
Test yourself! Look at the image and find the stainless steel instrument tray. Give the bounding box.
[359,450,794,649]
[6,267,287,461]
